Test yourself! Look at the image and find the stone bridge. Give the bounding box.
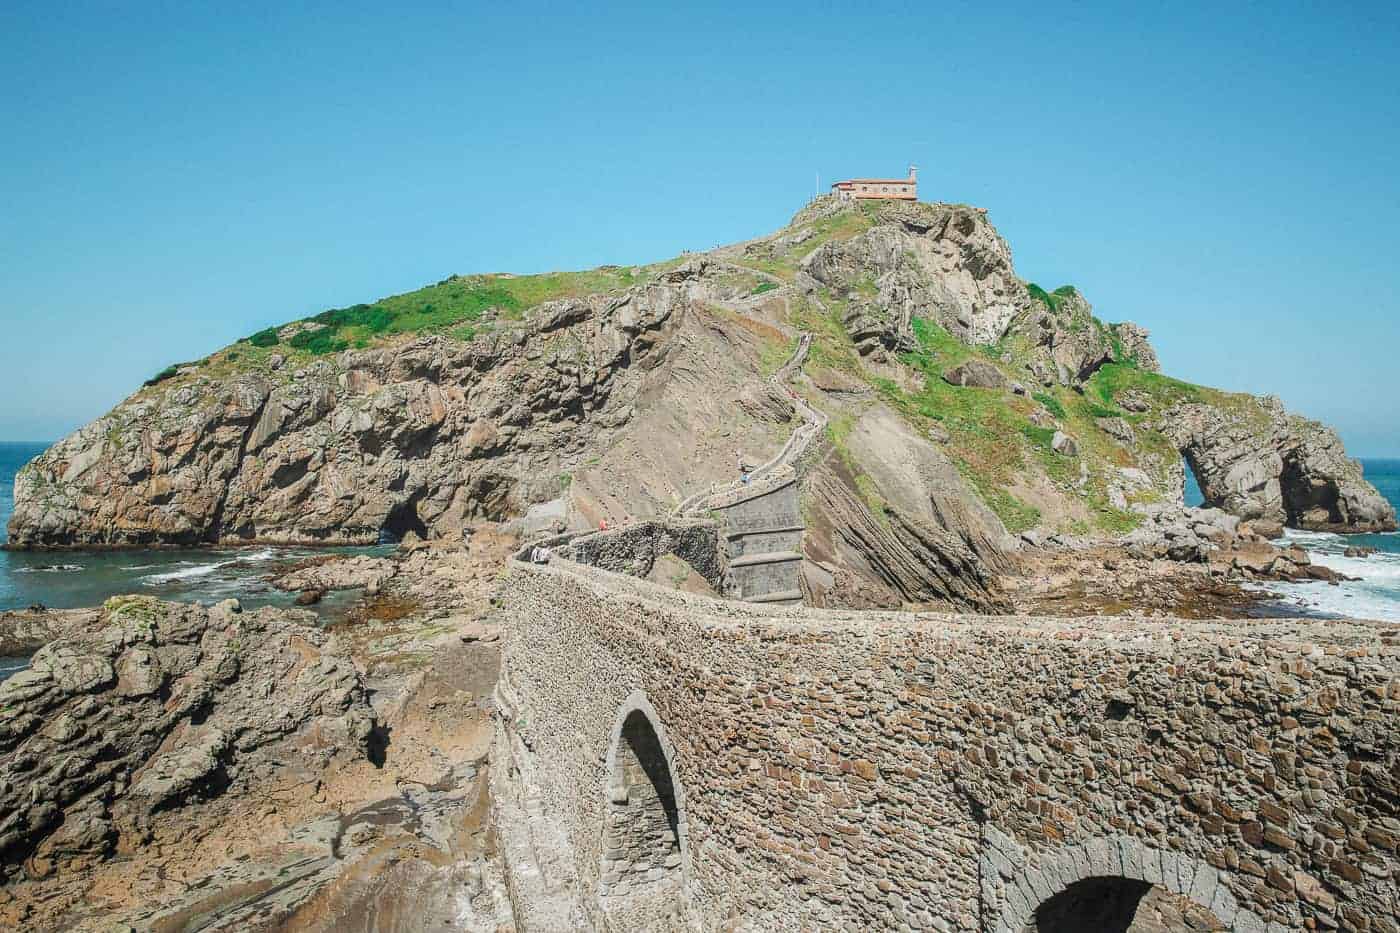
[493,525,1399,932]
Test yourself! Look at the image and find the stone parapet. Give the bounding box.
[498,556,1400,931]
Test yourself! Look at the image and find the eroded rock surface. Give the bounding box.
[8,285,687,548]
[0,596,374,883]
[1167,397,1396,533]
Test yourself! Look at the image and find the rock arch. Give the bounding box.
[597,691,690,902]
[990,836,1273,933]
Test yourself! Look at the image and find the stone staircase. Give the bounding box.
[711,477,804,604]
[676,332,826,606]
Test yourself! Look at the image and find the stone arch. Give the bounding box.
[597,690,690,901]
[991,836,1271,933]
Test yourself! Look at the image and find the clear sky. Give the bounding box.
[2,1,1397,455]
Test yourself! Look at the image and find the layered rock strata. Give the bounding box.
[0,596,375,882]
[1167,397,1396,532]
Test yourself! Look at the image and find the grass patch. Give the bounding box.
[1026,283,1071,313]
[241,262,686,357]
[248,327,280,348]
[1032,392,1066,419]
[981,487,1041,534]
[751,281,778,296]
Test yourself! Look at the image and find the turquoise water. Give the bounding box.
[2,442,383,678]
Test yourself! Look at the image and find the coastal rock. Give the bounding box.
[1166,396,1396,533]
[8,286,685,548]
[1123,504,1240,562]
[0,596,375,881]
[0,607,99,657]
[274,555,397,593]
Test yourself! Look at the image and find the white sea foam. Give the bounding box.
[14,564,83,574]
[1257,529,1400,623]
[138,547,286,585]
[141,562,227,584]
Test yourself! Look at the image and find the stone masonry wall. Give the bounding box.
[498,558,1400,932]
[600,711,684,898]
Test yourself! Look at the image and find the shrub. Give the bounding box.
[288,328,349,355]
[312,303,394,334]
[1026,283,1076,314]
[144,364,180,387]
[248,327,280,347]
[751,281,778,296]
[1033,392,1066,419]
[1082,401,1121,419]
[1020,424,1056,447]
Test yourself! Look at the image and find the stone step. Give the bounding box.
[728,550,802,568]
[725,524,805,540]
[744,589,803,604]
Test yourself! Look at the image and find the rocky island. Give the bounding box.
[2,196,1396,931]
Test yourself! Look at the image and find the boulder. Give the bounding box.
[1051,431,1078,456]
[941,360,1008,390]
[1095,416,1136,446]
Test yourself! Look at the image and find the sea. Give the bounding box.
[1,440,386,681]
[1185,458,1400,622]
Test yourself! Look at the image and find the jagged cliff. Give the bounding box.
[8,197,1392,604]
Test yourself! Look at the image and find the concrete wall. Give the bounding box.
[499,558,1400,932]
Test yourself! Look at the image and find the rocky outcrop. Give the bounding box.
[272,555,397,594]
[802,464,1009,612]
[0,596,375,882]
[941,359,1008,389]
[1166,396,1396,533]
[800,407,1013,612]
[0,607,98,657]
[8,284,688,548]
[802,202,1029,346]
[1009,288,1161,386]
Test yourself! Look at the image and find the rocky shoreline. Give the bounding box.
[0,530,520,931]
[2,513,1395,929]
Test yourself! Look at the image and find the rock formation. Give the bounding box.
[7,196,1391,589]
[1166,397,1396,532]
[0,596,375,882]
[9,286,686,547]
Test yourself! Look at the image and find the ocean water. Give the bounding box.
[1258,458,1400,622]
[1,441,385,680]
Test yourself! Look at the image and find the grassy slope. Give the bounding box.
[722,203,1259,536]
[142,260,689,390]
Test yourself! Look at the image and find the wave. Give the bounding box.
[1262,528,1400,623]
[139,548,285,585]
[14,564,83,574]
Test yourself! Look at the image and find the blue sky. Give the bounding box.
[2,1,1398,455]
